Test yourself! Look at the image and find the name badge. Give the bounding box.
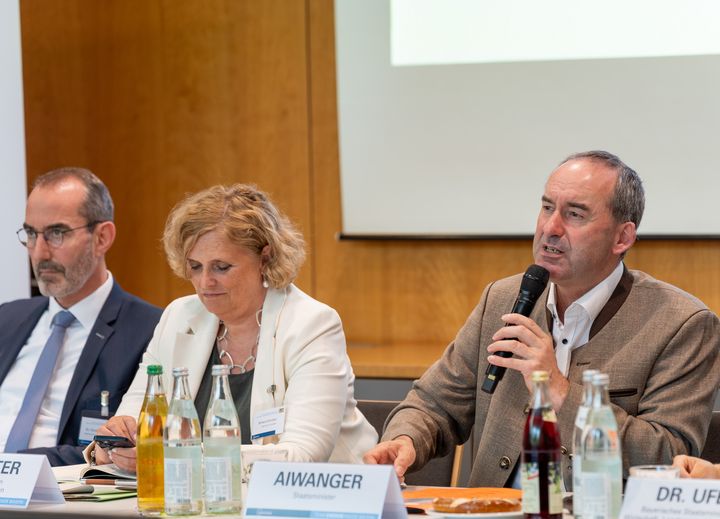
[245,461,407,519]
[620,476,720,519]
[251,406,285,440]
[78,410,110,445]
[0,454,64,508]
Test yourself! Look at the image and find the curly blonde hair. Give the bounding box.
[163,184,305,288]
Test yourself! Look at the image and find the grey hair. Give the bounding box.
[32,167,114,223]
[560,150,644,229]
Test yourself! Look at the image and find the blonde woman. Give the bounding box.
[92,184,376,470]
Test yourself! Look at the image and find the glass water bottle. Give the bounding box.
[203,364,243,514]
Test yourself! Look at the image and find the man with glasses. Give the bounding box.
[0,167,161,465]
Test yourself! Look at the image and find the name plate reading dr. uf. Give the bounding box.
[620,476,720,519]
[244,461,408,519]
[0,454,64,509]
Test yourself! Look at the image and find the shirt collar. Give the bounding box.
[48,272,114,330]
[546,262,624,324]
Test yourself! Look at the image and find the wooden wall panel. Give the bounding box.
[21,0,313,306]
[21,0,720,362]
[625,241,720,308]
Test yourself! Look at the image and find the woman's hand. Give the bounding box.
[673,455,720,479]
[94,415,138,473]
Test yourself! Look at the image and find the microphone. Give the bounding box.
[480,264,550,394]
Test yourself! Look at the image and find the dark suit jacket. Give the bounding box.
[0,281,162,466]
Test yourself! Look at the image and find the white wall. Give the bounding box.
[0,1,30,302]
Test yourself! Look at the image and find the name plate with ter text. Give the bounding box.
[0,454,63,508]
[620,476,720,519]
[244,461,407,519]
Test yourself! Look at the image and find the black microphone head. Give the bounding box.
[481,264,550,395]
[520,264,550,300]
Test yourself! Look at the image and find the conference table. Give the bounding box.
[1,499,136,518]
[0,465,530,518]
[0,465,137,518]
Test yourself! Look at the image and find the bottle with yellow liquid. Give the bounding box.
[137,364,168,516]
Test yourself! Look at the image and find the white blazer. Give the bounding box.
[117,284,378,463]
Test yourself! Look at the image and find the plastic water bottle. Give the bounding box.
[579,373,622,519]
[572,369,599,518]
[164,367,203,515]
[522,370,563,519]
[137,364,168,516]
[203,364,243,514]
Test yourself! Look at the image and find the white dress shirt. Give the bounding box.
[0,272,114,451]
[547,262,624,376]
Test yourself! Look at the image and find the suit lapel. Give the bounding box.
[0,299,49,384]
[588,266,633,339]
[569,268,634,380]
[173,306,219,398]
[253,287,286,400]
[56,284,122,440]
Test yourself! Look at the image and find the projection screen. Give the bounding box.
[334,0,720,237]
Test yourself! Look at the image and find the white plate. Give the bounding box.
[425,511,522,519]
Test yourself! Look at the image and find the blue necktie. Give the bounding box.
[4,310,76,453]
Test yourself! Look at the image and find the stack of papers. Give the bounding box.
[57,464,137,502]
[58,481,136,502]
[79,463,136,483]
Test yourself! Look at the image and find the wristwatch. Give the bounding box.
[89,445,97,466]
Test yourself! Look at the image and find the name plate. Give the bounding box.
[620,476,720,519]
[244,461,407,519]
[0,454,63,508]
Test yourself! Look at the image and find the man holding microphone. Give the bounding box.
[364,150,720,487]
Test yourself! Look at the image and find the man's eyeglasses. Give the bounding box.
[17,222,99,248]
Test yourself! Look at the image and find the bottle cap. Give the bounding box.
[211,364,231,376]
[173,367,189,376]
[582,369,600,382]
[147,364,163,375]
[531,370,549,382]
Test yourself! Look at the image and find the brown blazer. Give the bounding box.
[383,268,720,487]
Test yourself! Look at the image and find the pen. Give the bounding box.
[100,390,110,417]
[81,478,137,488]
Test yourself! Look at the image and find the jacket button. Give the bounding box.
[561,446,568,455]
[499,456,511,469]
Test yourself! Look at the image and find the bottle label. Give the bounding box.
[580,472,610,518]
[547,461,563,514]
[205,456,233,502]
[521,461,563,515]
[572,455,584,517]
[164,458,194,504]
[521,462,540,513]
